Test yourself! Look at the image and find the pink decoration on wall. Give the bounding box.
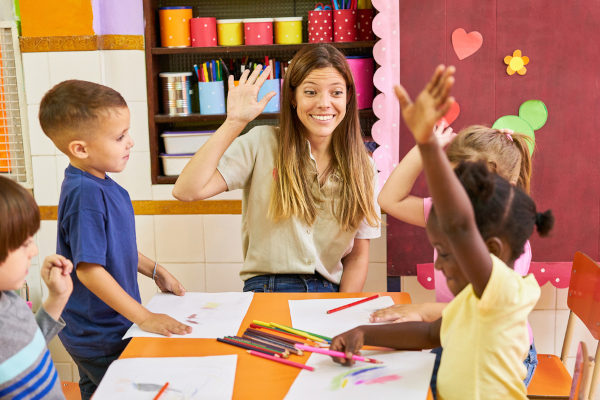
[451,28,483,60]
[371,0,400,189]
[438,101,461,127]
[416,261,573,291]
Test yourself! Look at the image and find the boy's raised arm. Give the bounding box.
[76,262,191,337]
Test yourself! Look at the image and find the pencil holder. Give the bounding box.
[198,81,226,115]
[243,18,273,45]
[274,17,303,44]
[356,9,374,41]
[190,17,217,47]
[346,57,374,109]
[308,10,333,43]
[217,19,244,46]
[258,79,280,113]
[160,72,192,116]
[333,9,357,42]
[159,6,193,47]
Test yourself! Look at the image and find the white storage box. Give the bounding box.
[160,153,193,176]
[161,131,214,154]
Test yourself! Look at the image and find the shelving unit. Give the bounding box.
[143,0,378,184]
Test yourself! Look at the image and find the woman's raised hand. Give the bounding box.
[225,65,276,125]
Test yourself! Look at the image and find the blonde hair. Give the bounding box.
[268,45,379,231]
[445,125,533,193]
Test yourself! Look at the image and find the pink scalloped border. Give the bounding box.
[417,262,573,290]
[371,0,400,188]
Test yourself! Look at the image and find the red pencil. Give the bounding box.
[326,294,380,314]
[247,350,314,371]
[153,382,169,400]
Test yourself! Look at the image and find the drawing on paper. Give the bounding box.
[330,366,402,390]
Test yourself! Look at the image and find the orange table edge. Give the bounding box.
[121,292,433,400]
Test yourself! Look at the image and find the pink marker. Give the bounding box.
[295,344,383,364]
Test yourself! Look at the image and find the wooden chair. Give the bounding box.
[527,252,600,399]
[569,342,593,400]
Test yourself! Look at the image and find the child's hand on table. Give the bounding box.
[139,313,192,337]
[395,65,456,144]
[41,254,73,299]
[155,266,186,296]
[329,327,365,367]
[370,303,425,323]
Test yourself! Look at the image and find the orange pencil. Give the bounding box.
[326,294,380,314]
[153,382,169,400]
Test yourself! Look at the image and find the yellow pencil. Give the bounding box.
[270,322,327,343]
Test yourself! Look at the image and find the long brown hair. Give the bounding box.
[269,44,379,231]
[445,125,533,193]
[0,177,40,263]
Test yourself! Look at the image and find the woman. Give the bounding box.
[173,44,380,292]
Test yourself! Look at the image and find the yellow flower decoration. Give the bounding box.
[504,50,529,75]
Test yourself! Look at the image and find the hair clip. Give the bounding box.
[498,128,514,142]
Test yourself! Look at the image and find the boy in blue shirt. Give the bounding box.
[39,80,192,400]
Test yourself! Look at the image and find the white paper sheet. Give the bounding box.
[123,292,254,339]
[285,351,436,400]
[288,296,395,338]
[93,355,237,400]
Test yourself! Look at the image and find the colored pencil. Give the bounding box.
[228,336,289,357]
[270,322,327,343]
[249,323,309,341]
[247,350,314,371]
[217,337,280,356]
[246,327,304,345]
[295,344,383,364]
[153,382,169,400]
[271,322,332,343]
[326,294,380,314]
[244,332,303,355]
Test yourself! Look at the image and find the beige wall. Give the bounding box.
[21,49,597,395]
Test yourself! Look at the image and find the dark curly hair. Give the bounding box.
[454,161,554,262]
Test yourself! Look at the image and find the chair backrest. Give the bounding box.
[569,342,591,400]
[567,252,600,340]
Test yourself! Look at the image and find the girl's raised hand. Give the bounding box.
[395,65,455,145]
[225,65,276,125]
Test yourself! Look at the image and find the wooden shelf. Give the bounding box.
[151,41,376,55]
[154,109,375,124]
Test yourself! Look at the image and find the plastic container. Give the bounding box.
[274,17,303,44]
[308,10,333,43]
[346,57,374,109]
[159,72,192,116]
[357,9,374,41]
[160,153,193,176]
[198,81,226,115]
[161,131,214,154]
[243,18,273,45]
[217,19,244,46]
[191,17,217,47]
[159,6,192,47]
[257,79,281,113]
[333,9,357,42]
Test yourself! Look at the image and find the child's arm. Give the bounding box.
[76,263,192,336]
[137,252,185,296]
[396,65,492,297]
[173,65,275,201]
[339,239,370,292]
[330,318,442,366]
[40,254,73,321]
[370,302,448,323]
[378,125,456,227]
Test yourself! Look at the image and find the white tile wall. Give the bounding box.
[48,51,102,86]
[154,215,204,262]
[205,263,244,292]
[161,263,207,293]
[128,101,150,153]
[109,151,152,200]
[27,104,56,156]
[22,52,51,105]
[31,156,59,205]
[364,262,386,292]
[203,215,243,263]
[101,50,147,102]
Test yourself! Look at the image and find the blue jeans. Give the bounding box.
[70,350,123,400]
[243,273,339,292]
[429,342,538,399]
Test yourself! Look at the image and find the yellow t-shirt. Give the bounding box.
[217,125,381,283]
[437,254,540,400]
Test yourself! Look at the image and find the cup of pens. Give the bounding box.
[258,79,280,113]
[196,61,226,115]
[333,9,358,42]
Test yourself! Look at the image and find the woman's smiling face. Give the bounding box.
[294,67,347,140]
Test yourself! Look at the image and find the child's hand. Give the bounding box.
[329,327,365,367]
[155,267,186,296]
[369,304,425,323]
[395,65,455,144]
[225,65,276,125]
[139,313,192,337]
[434,123,457,148]
[41,255,73,299]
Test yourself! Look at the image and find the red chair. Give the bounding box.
[527,252,600,399]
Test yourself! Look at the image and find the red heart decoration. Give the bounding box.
[437,101,460,127]
[452,28,483,60]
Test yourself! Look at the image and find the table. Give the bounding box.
[121,292,433,399]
